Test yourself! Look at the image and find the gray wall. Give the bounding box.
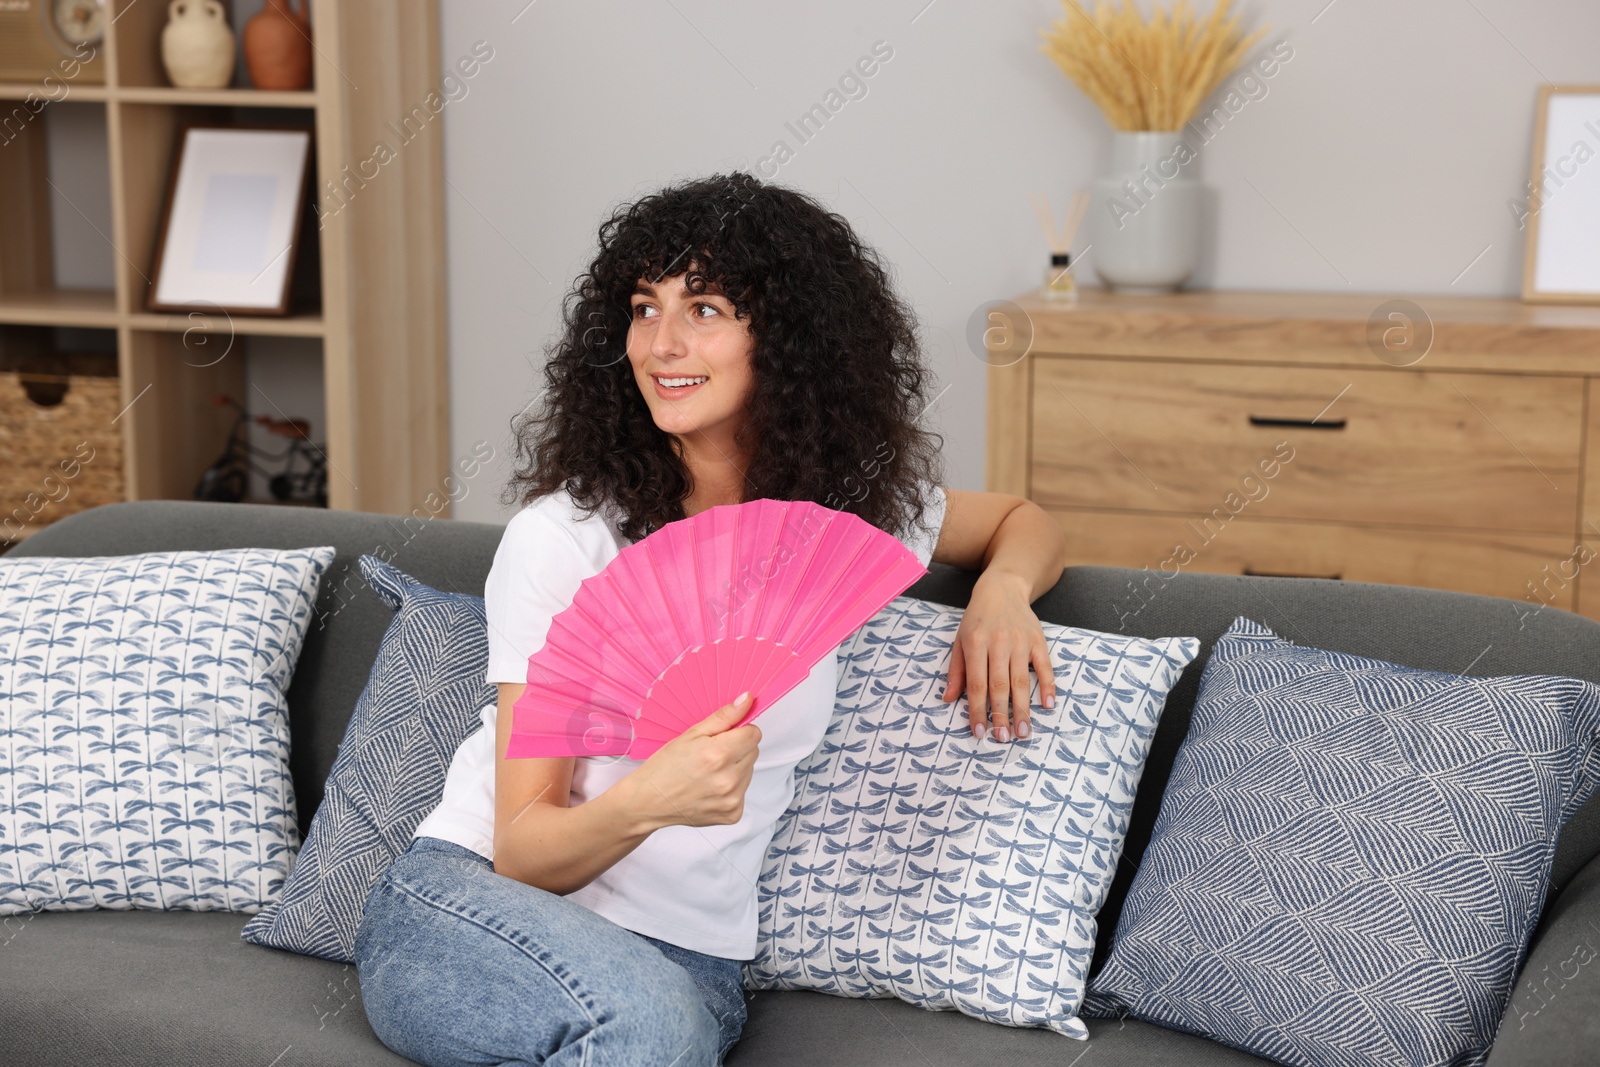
[438,0,1599,524]
[37,1,1600,523]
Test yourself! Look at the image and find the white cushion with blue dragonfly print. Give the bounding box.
[742,595,1200,1039]
[0,546,333,915]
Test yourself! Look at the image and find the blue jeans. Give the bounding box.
[354,835,748,1066]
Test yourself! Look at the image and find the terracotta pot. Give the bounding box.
[160,0,236,89]
[244,0,312,91]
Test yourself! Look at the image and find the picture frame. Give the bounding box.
[147,124,313,316]
[1521,85,1600,304]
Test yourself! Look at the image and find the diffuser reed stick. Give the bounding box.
[1031,190,1091,301]
[1031,190,1091,255]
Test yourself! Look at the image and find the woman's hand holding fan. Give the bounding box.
[618,692,761,830]
[507,499,927,760]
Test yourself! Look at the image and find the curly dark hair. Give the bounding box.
[505,171,944,543]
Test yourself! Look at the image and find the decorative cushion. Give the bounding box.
[742,595,1200,1039]
[241,556,494,961]
[0,546,333,914]
[1083,616,1600,1067]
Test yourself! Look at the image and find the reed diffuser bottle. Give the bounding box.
[1032,190,1088,303]
[1043,253,1077,301]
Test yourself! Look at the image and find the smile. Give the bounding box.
[651,374,710,400]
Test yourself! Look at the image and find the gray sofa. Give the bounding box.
[2,499,1595,1067]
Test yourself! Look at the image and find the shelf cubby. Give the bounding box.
[121,327,245,501]
[0,324,124,547]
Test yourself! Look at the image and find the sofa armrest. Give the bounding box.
[1489,849,1600,1065]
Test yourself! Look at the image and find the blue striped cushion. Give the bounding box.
[1083,615,1600,1067]
[240,556,494,961]
[742,596,1200,1038]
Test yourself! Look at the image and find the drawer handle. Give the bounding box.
[1247,415,1347,430]
[1242,566,1343,581]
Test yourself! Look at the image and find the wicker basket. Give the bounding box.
[0,353,126,545]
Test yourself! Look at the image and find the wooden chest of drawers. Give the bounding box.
[986,288,1600,621]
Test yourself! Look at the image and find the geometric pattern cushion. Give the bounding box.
[1083,616,1600,1067]
[240,556,494,961]
[0,545,333,915]
[743,596,1200,1039]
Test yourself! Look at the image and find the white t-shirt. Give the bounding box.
[412,487,947,959]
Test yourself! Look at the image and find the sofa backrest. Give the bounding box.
[16,501,1600,968]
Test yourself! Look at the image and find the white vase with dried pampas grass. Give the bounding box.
[1040,0,1267,292]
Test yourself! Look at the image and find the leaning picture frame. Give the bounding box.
[147,124,313,316]
[1522,85,1600,304]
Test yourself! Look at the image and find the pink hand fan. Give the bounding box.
[507,498,927,761]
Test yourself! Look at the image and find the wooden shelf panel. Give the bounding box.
[0,290,119,327]
[0,84,109,101]
[1012,286,1600,373]
[0,86,309,107]
[127,311,325,338]
[1019,285,1600,330]
[0,292,320,336]
[115,87,318,108]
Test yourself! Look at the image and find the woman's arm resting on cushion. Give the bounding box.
[931,489,1067,742]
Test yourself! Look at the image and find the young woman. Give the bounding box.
[353,173,1067,1067]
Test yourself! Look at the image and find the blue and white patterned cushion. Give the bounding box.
[1083,616,1600,1067]
[0,545,333,914]
[241,556,494,961]
[742,596,1200,1039]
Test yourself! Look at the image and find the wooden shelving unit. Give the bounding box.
[0,0,450,517]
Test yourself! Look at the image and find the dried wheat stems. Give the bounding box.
[1039,0,1268,132]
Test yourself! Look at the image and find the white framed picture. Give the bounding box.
[1522,85,1600,304]
[148,126,313,316]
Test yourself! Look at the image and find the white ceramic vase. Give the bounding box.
[1088,130,1201,293]
[161,0,236,89]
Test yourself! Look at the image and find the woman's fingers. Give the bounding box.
[960,639,985,739]
[965,636,989,738]
[1022,630,1056,742]
[951,629,1050,744]
[986,639,1012,742]
[1031,635,1056,711]
[1009,643,1032,741]
[942,640,966,704]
